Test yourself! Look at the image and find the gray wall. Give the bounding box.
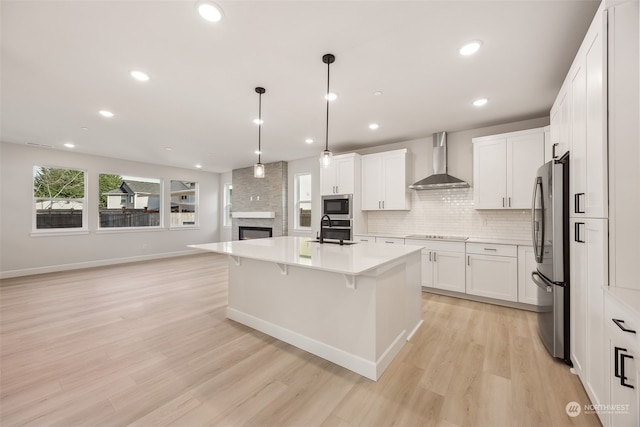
[0,142,220,278]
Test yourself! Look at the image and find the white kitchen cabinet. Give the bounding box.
[472,128,544,209]
[361,149,410,211]
[465,243,518,302]
[543,126,552,163]
[570,217,608,410]
[517,246,539,306]
[375,237,404,245]
[604,292,640,427]
[405,239,465,293]
[320,153,360,196]
[549,83,571,160]
[353,235,374,243]
[569,8,608,220]
[608,0,640,292]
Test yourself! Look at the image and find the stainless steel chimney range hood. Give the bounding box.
[409,131,469,190]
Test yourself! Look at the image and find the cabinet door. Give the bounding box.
[466,254,517,302]
[432,250,465,293]
[571,15,607,219]
[473,138,507,209]
[507,133,544,209]
[335,156,355,195]
[570,62,587,218]
[361,154,383,210]
[571,218,608,404]
[320,163,337,196]
[421,251,434,288]
[381,152,408,210]
[517,246,539,305]
[609,0,640,292]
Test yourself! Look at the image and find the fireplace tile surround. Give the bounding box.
[231,161,287,240]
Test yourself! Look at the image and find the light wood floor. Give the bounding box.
[1,253,601,427]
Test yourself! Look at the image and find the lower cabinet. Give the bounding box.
[604,292,640,427]
[466,243,518,302]
[405,239,465,293]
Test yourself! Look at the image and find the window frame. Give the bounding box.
[32,165,88,235]
[97,174,163,231]
[294,173,312,231]
[223,182,232,227]
[169,180,199,229]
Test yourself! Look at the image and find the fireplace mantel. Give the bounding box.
[232,212,275,219]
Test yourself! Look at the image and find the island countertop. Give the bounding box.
[190,236,422,276]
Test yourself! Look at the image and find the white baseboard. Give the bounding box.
[0,249,202,279]
[227,307,407,381]
[406,319,424,341]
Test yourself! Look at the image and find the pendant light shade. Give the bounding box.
[320,53,335,169]
[254,87,266,178]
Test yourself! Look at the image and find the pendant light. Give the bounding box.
[320,53,335,169]
[254,87,266,178]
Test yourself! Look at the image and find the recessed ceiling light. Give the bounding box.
[130,70,150,82]
[253,118,264,125]
[369,123,380,130]
[373,91,383,96]
[305,138,314,144]
[473,98,488,107]
[164,147,173,151]
[196,0,223,22]
[80,126,88,131]
[99,110,114,118]
[325,92,338,101]
[64,142,75,148]
[195,164,203,169]
[459,41,482,56]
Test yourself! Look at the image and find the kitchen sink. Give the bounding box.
[306,239,359,246]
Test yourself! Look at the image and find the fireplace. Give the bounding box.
[239,226,273,240]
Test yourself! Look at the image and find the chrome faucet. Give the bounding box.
[319,214,332,244]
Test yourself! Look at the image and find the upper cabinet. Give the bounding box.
[361,149,410,211]
[320,153,360,196]
[608,0,639,292]
[568,9,608,219]
[549,82,572,160]
[472,128,545,209]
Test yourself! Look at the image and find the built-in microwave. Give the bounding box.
[321,194,352,219]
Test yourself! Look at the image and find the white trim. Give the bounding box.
[95,227,164,234]
[226,307,406,381]
[231,211,275,219]
[30,230,89,237]
[0,249,201,279]
[406,319,424,341]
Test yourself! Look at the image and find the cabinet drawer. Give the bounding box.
[375,237,405,245]
[466,242,517,257]
[405,239,465,253]
[606,293,640,350]
[353,235,374,243]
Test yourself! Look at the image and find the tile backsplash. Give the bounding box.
[366,188,532,240]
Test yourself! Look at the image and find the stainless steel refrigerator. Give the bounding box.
[530,154,571,364]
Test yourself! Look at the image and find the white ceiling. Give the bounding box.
[1,0,599,173]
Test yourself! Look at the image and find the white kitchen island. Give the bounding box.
[190,236,422,381]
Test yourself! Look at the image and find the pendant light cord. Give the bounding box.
[258,91,262,164]
[325,59,330,153]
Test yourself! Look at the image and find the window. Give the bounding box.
[98,174,161,228]
[33,166,87,231]
[170,180,198,227]
[223,183,232,227]
[295,173,312,229]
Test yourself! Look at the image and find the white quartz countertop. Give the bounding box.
[189,236,422,276]
[606,287,640,317]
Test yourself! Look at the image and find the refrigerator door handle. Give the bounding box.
[531,177,545,263]
[531,271,553,293]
